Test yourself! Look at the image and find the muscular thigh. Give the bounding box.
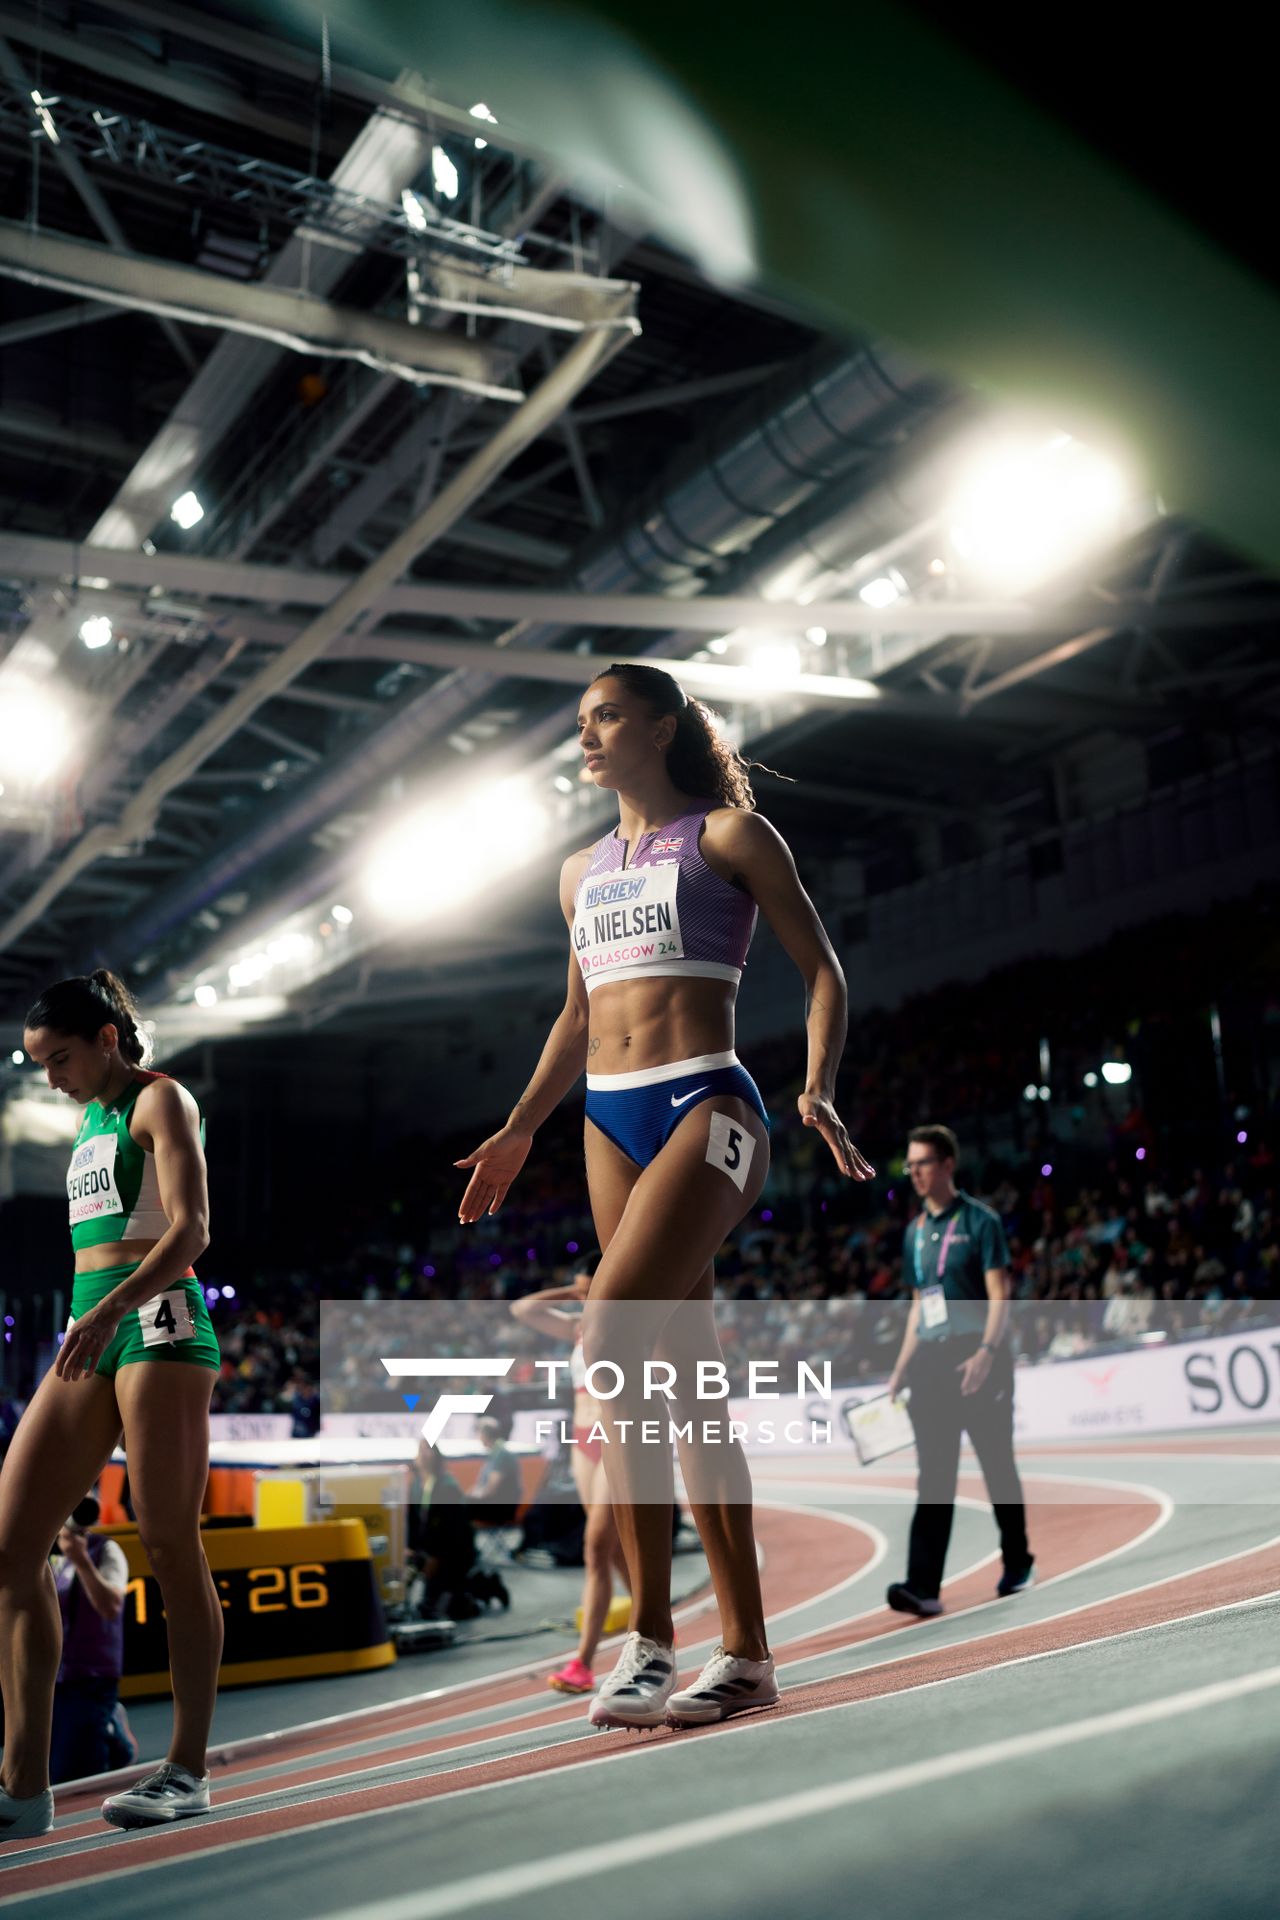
[115,1364,214,1543]
[584,1115,642,1250]
[0,1368,121,1560]
[593,1097,769,1308]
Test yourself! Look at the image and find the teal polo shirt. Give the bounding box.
[906,1189,1010,1342]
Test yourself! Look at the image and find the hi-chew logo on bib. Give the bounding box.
[574,863,684,978]
[67,1134,124,1224]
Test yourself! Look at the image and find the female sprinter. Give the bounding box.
[456,663,872,1730]
[0,971,221,1840]
[510,1256,629,1694]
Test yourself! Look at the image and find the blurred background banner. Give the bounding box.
[285,0,1280,572]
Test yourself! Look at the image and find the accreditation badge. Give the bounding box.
[920,1285,949,1332]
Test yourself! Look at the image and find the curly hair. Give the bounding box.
[591,662,792,810]
[24,968,152,1066]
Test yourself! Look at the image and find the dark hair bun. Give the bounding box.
[24,970,152,1065]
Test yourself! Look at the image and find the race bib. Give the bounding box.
[706,1109,755,1192]
[139,1290,196,1348]
[67,1134,123,1225]
[573,864,684,982]
[920,1285,949,1331]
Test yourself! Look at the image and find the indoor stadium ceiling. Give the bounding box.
[0,0,1277,1045]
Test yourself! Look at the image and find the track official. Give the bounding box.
[885,1125,1034,1615]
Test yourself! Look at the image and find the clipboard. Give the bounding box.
[841,1390,915,1465]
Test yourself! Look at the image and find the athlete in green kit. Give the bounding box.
[0,971,222,1841]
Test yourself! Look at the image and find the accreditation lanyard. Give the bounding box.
[914,1211,960,1290]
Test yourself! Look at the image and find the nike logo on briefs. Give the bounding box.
[671,1087,710,1108]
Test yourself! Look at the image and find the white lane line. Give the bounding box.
[30,1507,900,1846]
[211,1501,882,1769]
[40,1472,1168,1836]
[43,1501,892,1822]
[11,1516,1276,1893]
[17,1465,1191,1862]
[10,1603,1276,1910]
[322,1653,1280,1920]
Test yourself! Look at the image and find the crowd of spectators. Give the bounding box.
[4,890,1270,1422]
[194,881,1278,1413]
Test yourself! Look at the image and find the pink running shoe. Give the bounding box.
[548,1655,595,1694]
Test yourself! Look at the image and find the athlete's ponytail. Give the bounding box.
[24,969,152,1065]
[592,663,794,810]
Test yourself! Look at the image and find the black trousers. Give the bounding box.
[50,1676,119,1784]
[905,1337,1029,1600]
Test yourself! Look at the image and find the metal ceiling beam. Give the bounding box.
[321,628,918,710]
[0,410,140,467]
[0,7,348,153]
[0,220,520,396]
[0,534,1036,631]
[0,33,195,373]
[13,531,1274,642]
[777,777,996,823]
[309,211,630,566]
[86,99,437,557]
[0,300,117,347]
[960,629,1118,709]
[88,0,547,156]
[570,362,788,426]
[0,295,636,956]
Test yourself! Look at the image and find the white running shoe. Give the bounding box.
[102,1762,211,1829]
[665,1644,779,1726]
[0,1785,54,1842]
[588,1631,677,1730]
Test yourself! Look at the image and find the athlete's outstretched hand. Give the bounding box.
[454,1124,533,1223]
[797,1094,875,1181]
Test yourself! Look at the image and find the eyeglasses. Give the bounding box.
[904,1156,940,1171]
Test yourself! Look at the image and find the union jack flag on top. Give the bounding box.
[652,835,684,854]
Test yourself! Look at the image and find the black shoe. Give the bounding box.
[886,1581,944,1617]
[996,1556,1035,1598]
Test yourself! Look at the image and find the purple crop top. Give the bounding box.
[570,806,758,996]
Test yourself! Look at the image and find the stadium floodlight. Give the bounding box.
[401,187,431,232]
[330,904,354,925]
[475,138,488,150]
[805,626,828,646]
[707,637,730,654]
[1022,1084,1038,1102]
[30,90,60,144]
[948,432,1130,590]
[470,103,498,122]
[170,490,204,529]
[431,146,460,200]
[1101,1061,1133,1085]
[752,642,802,683]
[79,615,113,650]
[858,575,902,610]
[0,682,71,783]
[193,984,218,1008]
[266,933,314,966]
[366,781,548,924]
[227,951,272,990]
[1083,1071,1099,1088]
[1038,1085,1051,1101]
[10,1049,23,1065]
